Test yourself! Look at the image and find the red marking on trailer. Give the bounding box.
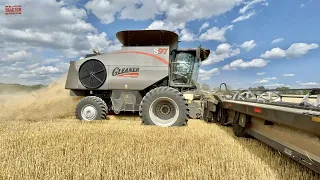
[254,107,261,113]
[112,51,169,65]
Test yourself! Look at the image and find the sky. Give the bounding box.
[0,0,319,89]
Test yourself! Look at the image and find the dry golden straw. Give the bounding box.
[0,76,319,179]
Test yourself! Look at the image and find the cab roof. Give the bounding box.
[116,30,179,47]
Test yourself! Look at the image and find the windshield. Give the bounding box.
[191,60,200,86]
[171,52,197,85]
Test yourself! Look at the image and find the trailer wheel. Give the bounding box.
[139,86,188,127]
[204,111,214,123]
[233,112,249,137]
[75,96,108,121]
[215,104,228,125]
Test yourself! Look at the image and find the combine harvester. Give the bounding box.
[65,30,210,127]
[201,84,320,174]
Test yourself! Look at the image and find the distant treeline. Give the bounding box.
[198,83,312,95]
[247,86,311,95]
[0,83,47,94]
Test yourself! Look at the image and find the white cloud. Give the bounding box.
[282,74,295,77]
[55,62,70,72]
[199,25,233,42]
[199,68,220,80]
[0,0,120,60]
[264,77,277,80]
[28,66,61,74]
[146,20,185,31]
[239,0,265,14]
[261,43,319,59]
[260,47,286,59]
[2,51,32,63]
[86,32,121,53]
[257,72,266,75]
[301,4,305,8]
[27,63,40,69]
[299,82,320,86]
[202,43,240,65]
[265,83,287,87]
[240,40,257,51]
[252,77,277,84]
[199,22,210,33]
[42,58,61,65]
[180,29,196,42]
[252,79,269,84]
[232,11,256,23]
[272,38,284,44]
[223,59,269,70]
[85,0,242,26]
[119,0,159,21]
[285,43,319,58]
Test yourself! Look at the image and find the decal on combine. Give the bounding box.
[112,67,140,78]
[153,48,168,55]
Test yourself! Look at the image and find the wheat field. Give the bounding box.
[0,77,319,180]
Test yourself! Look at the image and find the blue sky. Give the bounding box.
[0,0,319,89]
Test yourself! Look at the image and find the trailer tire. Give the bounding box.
[75,96,108,121]
[233,112,250,137]
[139,86,188,127]
[215,104,228,126]
[204,111,214,123]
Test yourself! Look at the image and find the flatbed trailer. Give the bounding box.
[202,94,320,174]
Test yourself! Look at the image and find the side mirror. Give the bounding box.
[196,48,201,60]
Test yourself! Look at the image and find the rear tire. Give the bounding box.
[75,96,108,121]
[139,86,188,127]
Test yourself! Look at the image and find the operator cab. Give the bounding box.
[170,48,210,88]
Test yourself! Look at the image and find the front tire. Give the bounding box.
[75,96,108,121]
[139,87,188,127]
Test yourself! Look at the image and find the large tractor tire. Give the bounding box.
[139,86,188,127]
[75,96,108,121]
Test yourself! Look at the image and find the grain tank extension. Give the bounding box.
[65,30,210,127]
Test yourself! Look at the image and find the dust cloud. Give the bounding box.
[0,75,82,121]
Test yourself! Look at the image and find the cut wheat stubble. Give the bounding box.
[0,76,318,180]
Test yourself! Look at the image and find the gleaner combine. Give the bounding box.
[65,30,210,126]
[65,30,320,174]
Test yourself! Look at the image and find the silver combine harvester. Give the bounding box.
[65,30,210,127]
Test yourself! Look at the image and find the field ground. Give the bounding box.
[0,78,319,179]
[0,117,319,180]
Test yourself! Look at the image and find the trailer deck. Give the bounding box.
[202,91,320,174]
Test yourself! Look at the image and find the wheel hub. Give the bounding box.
[154,101,175,120]
[149,97,179,127]
[160,104,171,115]
[81,105,97,120]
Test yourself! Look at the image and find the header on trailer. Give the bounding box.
[116,30,179,47]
